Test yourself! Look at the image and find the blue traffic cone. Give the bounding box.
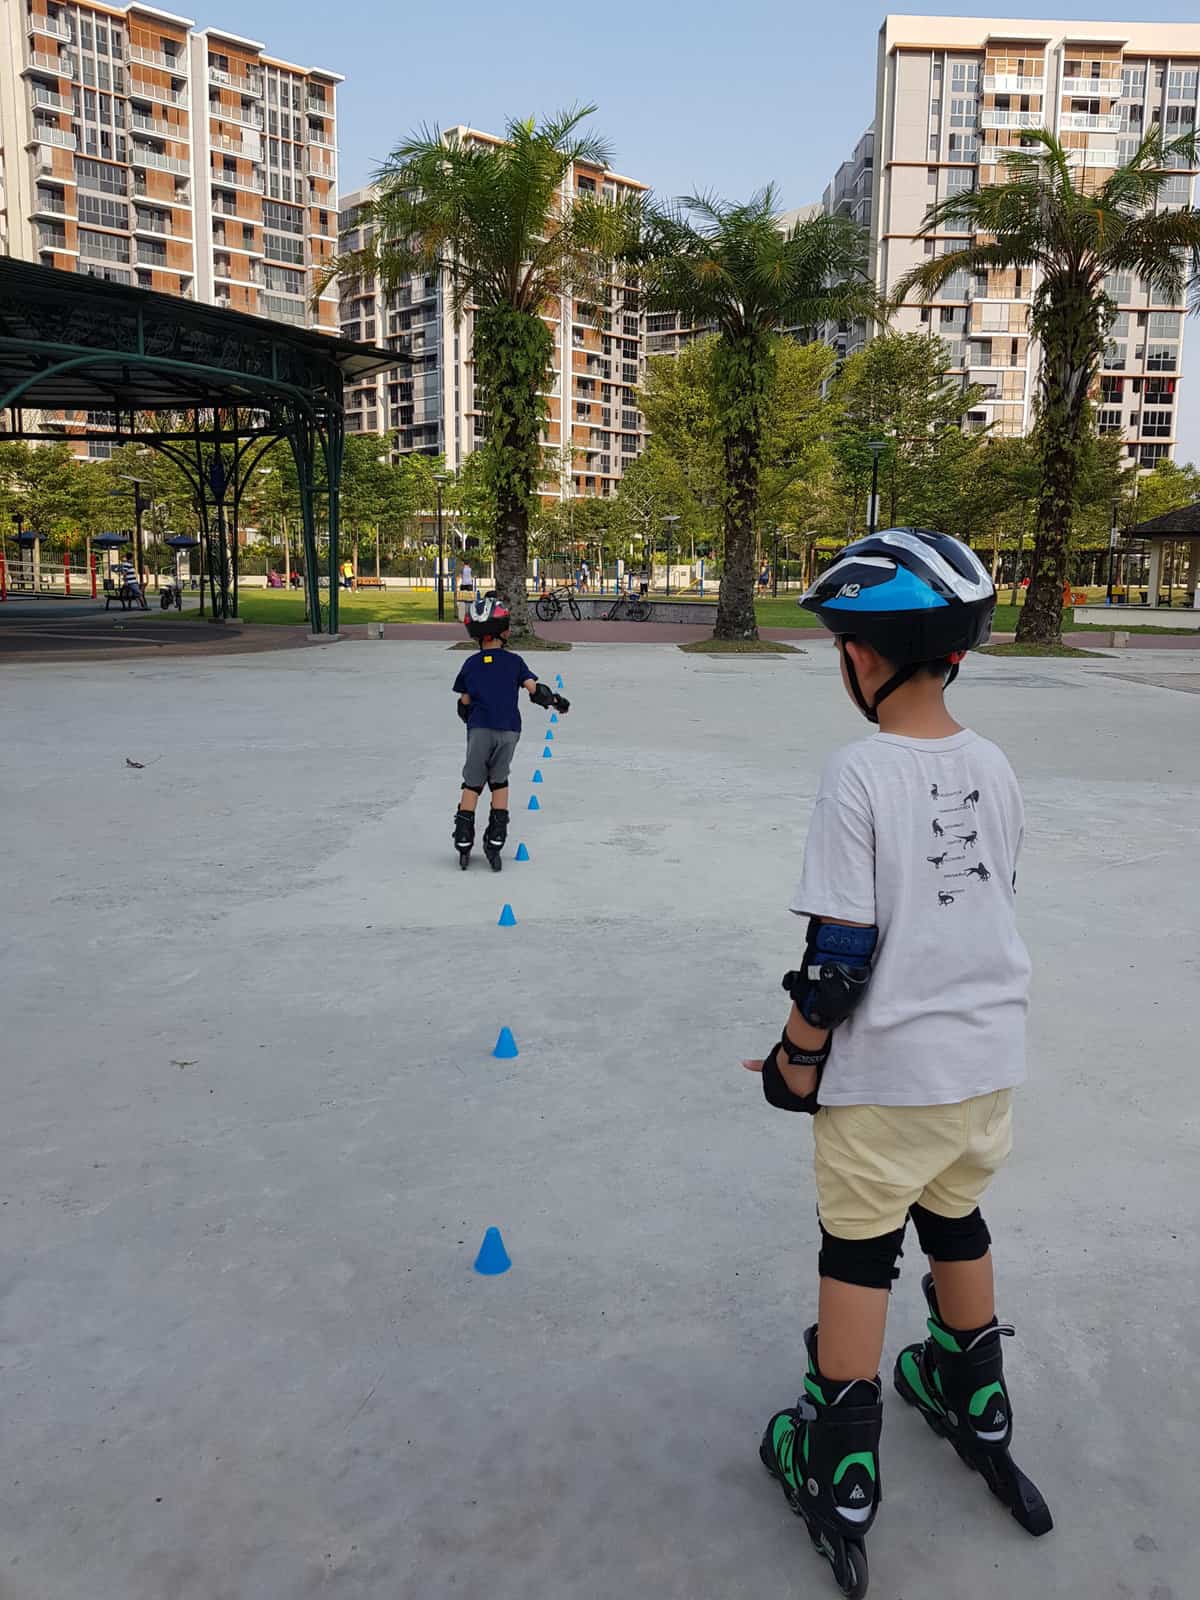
[555,674,564,688]
[492,1026,519,1059]
[515,842,530,862]
[542,747,552,759]
[532,769,543,783]
[545,729,554,741]
[550,712,558,723]
[528,794,540,810]
[498,903,516,927]
[474,1226,511,1275]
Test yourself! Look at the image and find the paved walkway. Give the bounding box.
[3,643,1198,1598]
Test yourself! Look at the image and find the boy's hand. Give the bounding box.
[742,1053,819,1100]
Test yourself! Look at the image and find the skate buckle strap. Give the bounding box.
[795,1398,818,1424]
[964,1322,1015,1352]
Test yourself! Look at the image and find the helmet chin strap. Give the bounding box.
[839,640,962,724]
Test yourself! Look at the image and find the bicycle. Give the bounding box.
[602,593,654,623]
[534,586,582,622]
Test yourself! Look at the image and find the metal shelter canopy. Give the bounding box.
[0,259,400,634]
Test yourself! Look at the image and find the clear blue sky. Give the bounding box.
[204,0,1200,462]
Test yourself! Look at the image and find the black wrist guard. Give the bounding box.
[761,1033,829,1115]
[457,700,470,724]
[552,692,570,713]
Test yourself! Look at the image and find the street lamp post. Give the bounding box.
[867,440,887,537]
[118,475,152,592]
[662,514,680,597]
[771,526,779,597]
[1106,497,1121,606]
[433,471,450,621]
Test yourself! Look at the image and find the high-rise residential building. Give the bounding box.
[821,129,874,362]
[0,0,340,452]
[337,130,649,501]
[836,14,1200,467]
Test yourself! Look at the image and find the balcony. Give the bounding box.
[306,94,331,115]
[128,43,185,71]
[1062,76,1122,98]
[129,74,188,106]
[28,123,76,149]
[27,12,71,40]
[211,166,265,194]
[1065,146,1118,168]
[36,224,67,251]
[213,133,260,158]
[133,210,170,235]
[31,188,66,217]
[214,101,264,130]
[25,48,74,77]
[307,127,335,147]
[130,144,189,174]
[980,109,1043,130]
[30,85,72,111]
[1060,112,1122,133]
[983,74,1042,93]
[131,111,184,137]
[306,151,335,178]
[209,66,263,98]
[134,246,169,268]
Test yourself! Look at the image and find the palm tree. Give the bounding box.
[324,108,633,633]
[635,189,873,639]
[895,129,1200,644]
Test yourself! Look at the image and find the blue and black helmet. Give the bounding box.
[800,529,995,720]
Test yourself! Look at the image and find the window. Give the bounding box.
[949,97,978,127]
[137,238,167,265]
[1098,408,1124,434]
[1122,65,1146,95]
[622,362,638,383]
[264,264,304,294]
[75,155,126,194]
[1167,68,1198,96]
[576,174,596,193]
[1101,376,1124,401]
[265,231,304,263]
[1102,342,1127,369]
[1149,311,1181,336]
[262,199,304,234]
[1144,378,1176,402]
[645,312,676,333]
[1142,411,1173,437]
[1160,173,1192,206]
[77,193,128,228]
[947,133,979,163]
[622,315,639,336]
[1105,273,1132,300]
[78,227,130,262]
[1139,443,1169,465]
[950,61,980,89]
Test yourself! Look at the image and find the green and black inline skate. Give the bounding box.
[760,1325,882,1598]
[894,1272,1052,1537]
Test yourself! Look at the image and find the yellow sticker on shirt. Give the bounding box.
[483,654,493,663]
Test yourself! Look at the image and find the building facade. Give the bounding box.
[338,131,649,502]
[0,0,340,452]
[847,14,1200,466]
[821,129,874,362]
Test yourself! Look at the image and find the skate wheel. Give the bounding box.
[837,1540,868,1599]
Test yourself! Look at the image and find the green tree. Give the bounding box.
[1128,457,1200,525]
[324,108,633,634]
[635,190,873,638]
[895,129,1200,644]
[830,332,986,534]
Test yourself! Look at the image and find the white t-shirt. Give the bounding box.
[791,729,1031,1107]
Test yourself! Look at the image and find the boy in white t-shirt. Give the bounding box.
[747,530,1051,1597]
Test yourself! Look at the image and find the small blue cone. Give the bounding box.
[515,842,530,862]
[498,903,516,927]
[474,1226,511,1275]
[528,794,540,810]
[555,675,564,688]
[532,769,543,783]
[542,747,552,759]
[492,1026,519,1059]
[550,713,558,723]
[545,729,554,741]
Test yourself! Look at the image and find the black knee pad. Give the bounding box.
[818,1224,906,1290]
[488,778,509,792]
[910,1203,991,1262]
[462,784,485,796]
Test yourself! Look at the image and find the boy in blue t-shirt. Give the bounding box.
[451,595,569,870]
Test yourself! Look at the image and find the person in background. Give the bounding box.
[578,559,590,593]
[115,552,146,609]
[758,561,771,592]
[460,560,474,595]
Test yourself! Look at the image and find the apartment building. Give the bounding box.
[0,0,341,451]
[821,129,874,362]
[843,14,1200,467]
[338,132,649,502]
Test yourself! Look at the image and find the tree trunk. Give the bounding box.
[1016,290,1102,646]
[715,423,760,638]
[493,485,531,637]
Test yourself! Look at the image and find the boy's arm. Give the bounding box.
[526,678,570,712]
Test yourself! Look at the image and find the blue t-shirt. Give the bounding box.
[453,648,533,732]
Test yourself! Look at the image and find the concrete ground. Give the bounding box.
[2,639,1198,1600]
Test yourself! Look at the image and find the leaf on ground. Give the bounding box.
[125,758,145,768]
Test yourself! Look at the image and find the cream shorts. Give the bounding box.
[812,1090,1014,1240]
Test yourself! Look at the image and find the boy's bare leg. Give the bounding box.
[817,1277,889,1381]
[459,788,480,813]
[929,1250,995,1330]
[490,785,509,810]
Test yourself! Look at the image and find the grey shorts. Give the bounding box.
[463,727,520,790]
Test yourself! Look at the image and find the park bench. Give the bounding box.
[103,578,145,611]
[355,576,385,589]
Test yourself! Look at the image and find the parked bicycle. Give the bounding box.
[602,593,654,623]
[534,586,582,622]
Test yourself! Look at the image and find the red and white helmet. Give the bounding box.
[464,592,511,641]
